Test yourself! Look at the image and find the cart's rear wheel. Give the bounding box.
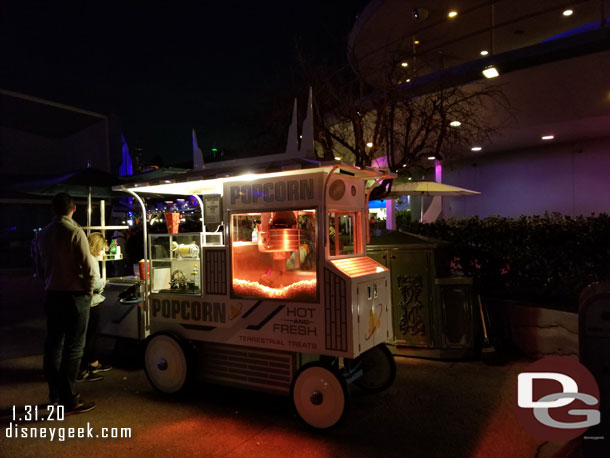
[350,344,396,393]
[290,362,349,430]
[144,333,190,394]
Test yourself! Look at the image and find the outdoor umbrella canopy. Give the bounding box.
[386,181,481,197]
[10,167,132,231]
[384,181,481,223]
[11,167,125,198]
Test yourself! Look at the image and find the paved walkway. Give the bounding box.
[0,272,600,458]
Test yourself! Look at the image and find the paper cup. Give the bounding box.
[166,212,180,234]
[138,260,150,280]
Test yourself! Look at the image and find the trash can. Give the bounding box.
[578,282,610,451]
[368,230,475,359]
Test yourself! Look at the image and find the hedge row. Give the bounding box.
[400,213,610,311]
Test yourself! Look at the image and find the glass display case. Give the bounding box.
[230,209,318,301]
[149,233,202,295]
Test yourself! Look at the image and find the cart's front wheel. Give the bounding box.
[350,344,396,393]
[290,362,349,429]
[144,333,190,394]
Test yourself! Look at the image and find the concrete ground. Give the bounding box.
[0,271,603,458]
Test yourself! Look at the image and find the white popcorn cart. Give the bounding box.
[116,159,396,429]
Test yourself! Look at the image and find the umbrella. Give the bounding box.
[11,167,128,230]
[11,167,124,199]
[386,181,481,197]
[386,181,481,222]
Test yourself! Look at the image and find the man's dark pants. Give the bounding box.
[43,291,91,408]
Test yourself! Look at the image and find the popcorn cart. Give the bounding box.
[116,162,396,429]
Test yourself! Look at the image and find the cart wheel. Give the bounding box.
[352,344,396,393]
[144,333,190,394]
[290,361,349,430]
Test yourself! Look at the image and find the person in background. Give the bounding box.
[111,230,128,277]
[77,232,112,382]
[36,193,96,414]
[126,223,144,276]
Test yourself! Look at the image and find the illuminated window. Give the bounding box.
[231,209,317,301]
[328,210,362,257]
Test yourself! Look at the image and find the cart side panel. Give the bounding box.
[149,294,331,353]
[322,267,350,354]
[355,272,392,353]
[195,342,296,395]
[203,248,227,295]
[326,257,393,357]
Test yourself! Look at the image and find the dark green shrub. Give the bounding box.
[401,213,610,311]
[396,210,412,228]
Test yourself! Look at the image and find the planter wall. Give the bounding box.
[507,303,578,359]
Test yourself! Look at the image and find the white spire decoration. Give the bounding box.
[298,87,314,158]
[285,98,299,156]
[192,128,204,169]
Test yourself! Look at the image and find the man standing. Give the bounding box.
[37,193,96,414]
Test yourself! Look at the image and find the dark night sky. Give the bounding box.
[1,1,366,166]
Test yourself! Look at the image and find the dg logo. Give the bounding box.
[514,356,601,442]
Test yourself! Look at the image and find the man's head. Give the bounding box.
[52,193,76,217]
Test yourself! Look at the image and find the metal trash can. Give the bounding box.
[368,230,475,359]
[579,282,610,450]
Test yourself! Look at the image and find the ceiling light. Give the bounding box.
[427,156,436,160]
[450,120,462,127]
[401,62,409,68]
[366,142,373,147]
[414,40,420,45]
[563,9,573,16]
[480,50,489,56]
[482,65,500,78]
[541,135,555,140]
[448,11,458,18]
[408,177,412,181]
[471,146,482,152]
[334,156,341,160]
[402,164,407,167]
[406,78,411,83]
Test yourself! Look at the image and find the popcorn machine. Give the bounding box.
[116,163,396,429]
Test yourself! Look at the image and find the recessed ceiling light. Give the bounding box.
[480,50,489,56]
[427,156,436,160]
[414,40,420,45]
[366,142,374,147]
[402,164,407,167]
[406,78,411,83]
[408,177,412,181]
[471,146,482,152]
[401,62,409,67]
[563,9,573,16]
[448,11,458,18]
[482,65,500,78]
[450,120,462,127]
[541,135,555,140]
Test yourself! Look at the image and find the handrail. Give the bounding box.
[125,189,150,332]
